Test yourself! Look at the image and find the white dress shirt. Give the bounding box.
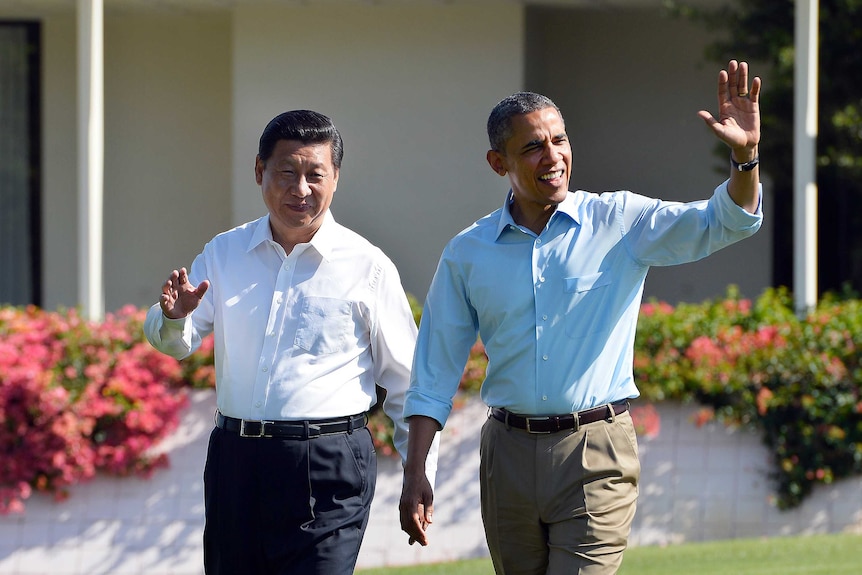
[144,211,431,469]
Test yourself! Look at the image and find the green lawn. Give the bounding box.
[356,533,862,574]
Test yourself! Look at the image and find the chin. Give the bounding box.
[551,189,569,202]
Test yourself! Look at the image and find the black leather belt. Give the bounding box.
[215,411,367,439]
[490,401,629,434]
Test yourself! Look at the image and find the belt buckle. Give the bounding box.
[306,424,322,438]
[525,416,551,434]
[239,419,272,438]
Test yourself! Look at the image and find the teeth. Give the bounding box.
[540,170,563,181]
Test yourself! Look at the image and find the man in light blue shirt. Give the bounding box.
[400,60,763,574]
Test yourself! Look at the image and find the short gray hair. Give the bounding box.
[487,92,562,153]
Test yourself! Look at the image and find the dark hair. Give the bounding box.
[258,110,344,169]
[487,92,562,153]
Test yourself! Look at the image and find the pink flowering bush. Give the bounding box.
[0,305,215,514]
[635,286,862,509]
[6,285,861,513]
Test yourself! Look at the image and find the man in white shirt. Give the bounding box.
[144,110,432,575]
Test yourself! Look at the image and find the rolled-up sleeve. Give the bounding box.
[404,242,479,429]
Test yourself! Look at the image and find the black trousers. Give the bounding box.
[203,425,377,575]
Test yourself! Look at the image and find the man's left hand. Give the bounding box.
[698,59,761,159]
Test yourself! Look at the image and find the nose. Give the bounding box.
[540,144,558,163]
[291,177,312,198]
[543,142,566,165]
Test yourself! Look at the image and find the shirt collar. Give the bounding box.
[247,211,337,261]
[495,190,581,239]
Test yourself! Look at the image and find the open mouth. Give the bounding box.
[539,169,564,182]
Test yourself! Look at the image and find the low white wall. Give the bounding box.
[1,392,860,574]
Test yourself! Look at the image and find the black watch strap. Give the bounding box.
[731,153,759,172]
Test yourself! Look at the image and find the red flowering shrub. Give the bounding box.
[635,286,862,509]
[0,305,214,514]
[7,285,862,514]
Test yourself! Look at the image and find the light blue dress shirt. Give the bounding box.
[404,180,762,427]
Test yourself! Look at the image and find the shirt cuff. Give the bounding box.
[716,179,763,230]
[403,388,452,429]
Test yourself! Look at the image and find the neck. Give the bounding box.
[511,201,556,235]
[271,225,318,256]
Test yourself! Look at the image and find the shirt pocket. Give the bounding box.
[563,272,613,339]
[294,296,354,355]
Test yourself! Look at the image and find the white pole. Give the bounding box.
[77,0,105,321]
[793,0,819,316]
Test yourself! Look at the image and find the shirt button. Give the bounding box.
[255,401,262,407]
[536,238,542,245]
[539,277,546,283]
[277,297,283,304]
[542,395,548,401]
[542,355,549,361]
[284,264,290,271]
[542,314,548,321]
[262,366,268,372]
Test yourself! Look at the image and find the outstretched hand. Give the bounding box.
[159,267,209,320]
[698,60,761,155]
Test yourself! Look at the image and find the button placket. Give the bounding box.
[253,255,295,418]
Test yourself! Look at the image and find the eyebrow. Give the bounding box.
[520,139,543,152]
[275,159,329,171]
[520,133,567,152]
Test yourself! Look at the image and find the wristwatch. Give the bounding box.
[731,153,759,172]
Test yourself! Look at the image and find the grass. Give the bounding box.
[355,533,862,574]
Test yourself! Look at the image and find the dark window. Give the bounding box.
[0,21,41,306]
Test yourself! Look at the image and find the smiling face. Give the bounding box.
[486,107,572,229]
[255,139,339,251]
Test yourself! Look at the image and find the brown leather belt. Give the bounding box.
[490,401,629,434]
[215,411,367,439]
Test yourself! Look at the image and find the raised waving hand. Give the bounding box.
[159,267,209,320]
[698,59,761,154]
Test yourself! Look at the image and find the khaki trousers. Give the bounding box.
[480,409,640,575]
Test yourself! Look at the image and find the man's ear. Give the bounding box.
[254,155,264,185]
[487,150,507,177]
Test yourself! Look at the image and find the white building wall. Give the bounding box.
[21,7,234,311]
[2,1,773,310]
[22,2,524,310]
[230,3,524,299]
[101,11,233,309]
[41,13,80,311]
